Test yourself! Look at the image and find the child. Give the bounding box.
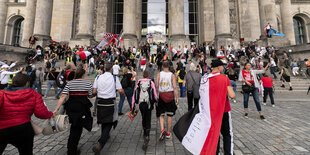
[260,74,275,107]
[132,70,157,151]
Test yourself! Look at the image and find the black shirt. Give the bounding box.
[48,72,59,80]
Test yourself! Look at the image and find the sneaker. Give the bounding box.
[118,112,124,116]
[260,115,266,120]
[289,87,293,91]
[281,85,285,88]
[272,104,275,107]
[92,143,102,154]
[142,136,150,151]
[44,95,47,98]
[233,99,237,103]
[262,102,267,106]
[166,132,171,139]
[244,113,248,118]
[159,129,166,141]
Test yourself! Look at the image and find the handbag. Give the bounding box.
[159,91,174,103]
[242,84,255,93]
[31,121,43,135]
[189,72,200,99]
[173,103,199,142]
[42,115,69,135]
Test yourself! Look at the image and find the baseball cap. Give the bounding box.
[211,59,226,68]
[1,65,9,69]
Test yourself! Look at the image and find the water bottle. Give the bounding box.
[49,117,56,132]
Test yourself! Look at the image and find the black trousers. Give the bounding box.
[139,102,152,137]
[187,91,199,111]
[98,123,113,148]
[263,87,275,105]
[179,83,183,97]
[0,84,8,90]
[0,122,34,155]
[67,124,83,155]
[217,112,233,155]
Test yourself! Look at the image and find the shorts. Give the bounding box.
[156,96,177,117]
[282,75,291,82]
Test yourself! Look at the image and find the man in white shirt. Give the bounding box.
[88,56,95,76]
[112,60,121,76]
[92,63,125,154]
[132,46,137,55]
[0,65,22,89]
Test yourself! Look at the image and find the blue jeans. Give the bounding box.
[52,60,56,68]
[44,80,58,97]
[243,88,262,112]
[56,88,63,98]
[270,66,277,79]
[230,80,237,93]
[87,64,95,75]
[118,87,133,113]
[33,81,42,95]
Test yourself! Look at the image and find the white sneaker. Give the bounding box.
[272,105,275,107]
[262,103,267,106]
[233,99,237,103]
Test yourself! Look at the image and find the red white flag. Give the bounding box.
[100,32,114,40]
[181,73,227,155]
[97,39,108,50]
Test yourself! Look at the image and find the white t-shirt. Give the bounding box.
[184,48,188,54]
[89,57,95,65]
[133,48,137,54]
[112,65,120,75]
[159,71,173,92]
[37,50,42,56]
[93,72,122,99]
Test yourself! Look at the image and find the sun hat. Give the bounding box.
[1,65,9,69]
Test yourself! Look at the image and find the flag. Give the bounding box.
[117,30,124,48]
[146,33,153,39]
[97,39,108,50]
[174,73,227,155]
[109,34,118,45]
[268,28,285,37]
[100,32,114,40]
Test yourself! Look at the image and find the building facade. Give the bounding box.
[0,0,310,48]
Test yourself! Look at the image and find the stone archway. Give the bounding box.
[4,15,24,45]
[292,13,310,44]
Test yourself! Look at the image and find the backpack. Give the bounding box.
[121,74,132,88]
[27,70,36,86]
[179,70,186,80]
[56,70,68,88]
[46,61,51,68]
[134,80,156,108]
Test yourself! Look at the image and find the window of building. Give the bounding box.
[112,0,123,34]
[12,18,24,46]
[293,16,307,45]
[185,0,198,42]
[142,0,168,36]
[15,0,25,2]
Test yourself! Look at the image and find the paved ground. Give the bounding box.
[3,89,310,155]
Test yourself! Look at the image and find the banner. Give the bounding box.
[150,45,157,55]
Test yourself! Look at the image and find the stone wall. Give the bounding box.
[0,44,28,63]
[278,43,310,59]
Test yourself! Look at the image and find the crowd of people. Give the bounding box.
[1,39,310,155]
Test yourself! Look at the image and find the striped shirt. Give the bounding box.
[62,79,93,96]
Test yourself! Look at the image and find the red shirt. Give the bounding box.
[261,77,273,88]
[242,70,254,84]
[210,73,232,113]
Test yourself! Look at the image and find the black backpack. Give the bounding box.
[121,74,132,88]
[179,70,186,80]
[56,70,67,88]
[46,61,51,68]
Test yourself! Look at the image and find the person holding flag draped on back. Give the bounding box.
[175,59,235,155]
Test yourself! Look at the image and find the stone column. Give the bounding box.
[281,0,295,45]
[169,0,189,49]
[258,0,278,37]
[0,0,8,44]
[21,0,36,47]
[136,0,142,42]
[123,0,137,48]
[76,0,94,39]
[214,0,231,37]
[33,0,54,46]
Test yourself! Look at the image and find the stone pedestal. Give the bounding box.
[33,0,54,47]
[21,0,36,47]
[123,0,137,48]
[257,36,290,47]
[215,34,240,50]
[0,0,8,44]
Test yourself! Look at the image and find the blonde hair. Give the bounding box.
[122,67,128,75]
